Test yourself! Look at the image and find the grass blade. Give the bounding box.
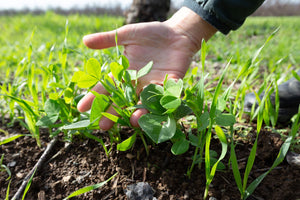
[244,135,292,199]
[64,173,118,200]
[244,107,299,198]
[230,141,243,194]
[5,180,12,200]
[21,168,36,200]
[0,134,25,146]
[242,139,258,197]
[204,125,228,199]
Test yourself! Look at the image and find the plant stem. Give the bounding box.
[137,129,149,156]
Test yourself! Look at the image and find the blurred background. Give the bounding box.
[0,0,299,16]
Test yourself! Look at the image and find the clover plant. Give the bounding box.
[68,56,153,155]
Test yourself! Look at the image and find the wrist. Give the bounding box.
[165,7,217,52]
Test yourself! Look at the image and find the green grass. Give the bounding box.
[0,12,124,81]
[0,12,299,199]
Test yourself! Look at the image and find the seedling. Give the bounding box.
[68,56,153,155]
[0,154,11,181]
[63,173,117,200]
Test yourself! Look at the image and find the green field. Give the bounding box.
[1,13,300,86]
[0,12,299,199]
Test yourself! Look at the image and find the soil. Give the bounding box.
[0,120,300,200]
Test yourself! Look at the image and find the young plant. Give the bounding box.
[230,105,300,199]
[0,154,11,181]
[138,77,192,152]
[68,55,153,155]
[63,173,117,200]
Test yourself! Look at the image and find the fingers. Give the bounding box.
[99,106,117,130]
[83,25,132,49]
[77,83,109,112]
[77,82,118,130]
[83,31,117,49]
[130,108,149,127]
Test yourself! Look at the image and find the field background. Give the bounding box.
[1,13,299,85]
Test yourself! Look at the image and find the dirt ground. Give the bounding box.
[1,121,300,200]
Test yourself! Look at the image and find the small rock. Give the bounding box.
[183,191,189,199]
[75,172,91,184]
[126,153,135,159]
[125,182,157,200]
[286,151,300,168]
[16,172,24,179]
[12,153,20,159]
[62,175,72,183]
[38,190,46,200]
[7,161,17,167]
[209,197,218,200]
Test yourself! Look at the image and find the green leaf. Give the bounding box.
[242,139,258,194]
[75,71,98,88]
[210,60,231,119]
[230,142,243,194]
[217,98,226,113]
[62,120,90,130]
[111,89,127,107]
[44,99,60,116]
[205,125,228,198]
[110,62,124,82]
[173,103,192,119]
[292,70,300,81]
[90,93,110,125]
[188,133,200,147]
[199,111,210,131]
[101,112,119,123]
[139,114,176,144]
[215,113,236,126]
[72,71,83,82]
[117,133,137,151]
[101,74,116,93]
[210,157,226,170]
[86,58,101,80]
[140,84,165,115]
[171,138,189,155]
[64,87,74,104]
[22,168,36,200]
[164,79,183,98]
[125,84,135,104]
[123,70,132,84]
[119,55,129,69]
[0,134,25,146]
[160,95,181,110]
[36,115,59,127]
[5,180,11,200]
[214,125,227,144]
[64,173,117,200]
[137,61,153,79]
[172,129,186,140]
[201,39,207,72]
[127,70,137,81]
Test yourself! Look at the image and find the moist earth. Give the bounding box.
[0,121,300,200]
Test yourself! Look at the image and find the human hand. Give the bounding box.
[77,7,217,130]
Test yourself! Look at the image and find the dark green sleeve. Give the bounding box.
[183,0,265,34]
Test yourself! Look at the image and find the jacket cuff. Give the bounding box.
[183,0,233,34]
